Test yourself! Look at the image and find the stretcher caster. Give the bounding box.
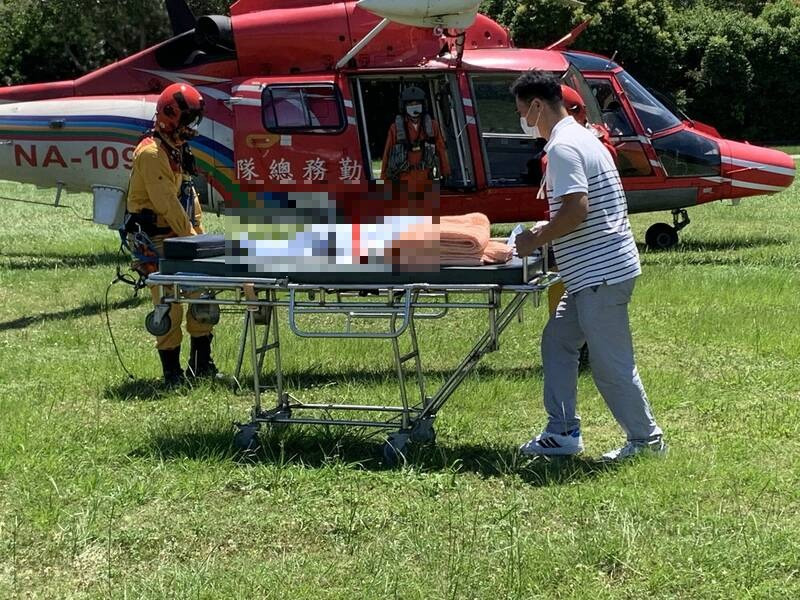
[190,302,220,325]
[145,305,172,337]
[410,417,436,445]
[233,423,261,453]
[382,432,410,468]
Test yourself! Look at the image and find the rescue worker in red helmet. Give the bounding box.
[125,83,217,386]
[381,85,451,189]
[560,84,617,161]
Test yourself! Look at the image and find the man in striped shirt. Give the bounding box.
[512,70,665,462]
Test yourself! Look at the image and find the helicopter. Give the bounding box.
[0,0,793,250]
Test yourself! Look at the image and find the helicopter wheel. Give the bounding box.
[645,223,679,251]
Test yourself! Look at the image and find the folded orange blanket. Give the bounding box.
[384,213,512,268]
[440,213,490,256]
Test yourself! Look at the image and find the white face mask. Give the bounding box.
[406,103,423,118]
[520,102,542,138]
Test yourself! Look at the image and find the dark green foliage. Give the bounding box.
[0,0,229,86]
[481,0,800,142]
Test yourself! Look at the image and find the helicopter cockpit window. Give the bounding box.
[262,85,345,134]
[651,130,721,177]
[587,79,635,137]
[617,71,681,134]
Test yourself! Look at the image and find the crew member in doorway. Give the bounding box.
[381,85,451,186]
[124,83,218,386]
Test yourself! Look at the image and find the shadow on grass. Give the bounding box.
[0,296,145,332]
[133,424,617,486]
[0,250,123,270]
[105,373,236,401]
[636,234,787,256]
[105,377,167,401]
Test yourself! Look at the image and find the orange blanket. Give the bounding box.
[440,213,490,257]
[386,213,513,268]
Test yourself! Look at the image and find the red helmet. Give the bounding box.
[155,83,205,140]
[561,85,587,125]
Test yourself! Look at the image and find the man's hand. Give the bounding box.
[515,228,543,257]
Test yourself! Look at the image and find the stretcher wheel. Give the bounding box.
[190,302,221,325]
[145,310,172,337]
[645,223,679,251]
[233,423,261,453]
[382,433,409,468]
[410,418,436,445]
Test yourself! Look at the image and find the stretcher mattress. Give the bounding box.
[157,255,541,286]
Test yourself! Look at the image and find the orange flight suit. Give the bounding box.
[381,116,451,188]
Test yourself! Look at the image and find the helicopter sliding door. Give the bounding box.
[350,73,474,188]
[586,76,659,179]
[469,72,544,187]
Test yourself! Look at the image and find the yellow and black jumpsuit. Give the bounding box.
[126,135,213,352]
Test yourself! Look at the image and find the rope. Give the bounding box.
[104,277,137,380]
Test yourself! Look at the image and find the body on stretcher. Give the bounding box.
[145,237,559,465]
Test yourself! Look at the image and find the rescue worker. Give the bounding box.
[125,83,218,386]
[560,85,617,161]
[381,85,451,186]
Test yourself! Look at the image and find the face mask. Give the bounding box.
[406,103,423,118]
[520,102,542,138]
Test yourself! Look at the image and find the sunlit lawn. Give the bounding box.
[0,180,798,598]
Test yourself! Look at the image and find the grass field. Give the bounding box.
[1,181,799,599]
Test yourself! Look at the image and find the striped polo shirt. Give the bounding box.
[543,116,641,293]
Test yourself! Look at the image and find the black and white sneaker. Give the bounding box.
[519,429,584,456]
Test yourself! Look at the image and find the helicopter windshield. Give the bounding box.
[617,71,681,134]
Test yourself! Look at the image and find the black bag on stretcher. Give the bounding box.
[163,234,226,260]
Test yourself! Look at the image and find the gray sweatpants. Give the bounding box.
[541,277,662,442]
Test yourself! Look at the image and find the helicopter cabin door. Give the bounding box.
[585,75,662,181]
[229,75,365,197]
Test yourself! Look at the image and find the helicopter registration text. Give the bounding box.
[14,144,134,170]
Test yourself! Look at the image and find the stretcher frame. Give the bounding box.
[146,250,558,464]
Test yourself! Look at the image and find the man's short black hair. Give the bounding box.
[510,70,563,106]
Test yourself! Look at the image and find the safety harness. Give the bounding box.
[117,132,199,289]
[385,114,440,180]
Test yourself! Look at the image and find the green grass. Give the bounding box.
[1,181,799,598]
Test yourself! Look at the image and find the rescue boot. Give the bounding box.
[187,334,219,379]
[158,346,185,387]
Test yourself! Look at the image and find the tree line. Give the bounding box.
[1,0,797,142]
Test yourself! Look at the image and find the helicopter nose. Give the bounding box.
[720,139,796,198]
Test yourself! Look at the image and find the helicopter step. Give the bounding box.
[645,209,690,251]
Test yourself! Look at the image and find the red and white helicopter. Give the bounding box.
[0,0,794,249]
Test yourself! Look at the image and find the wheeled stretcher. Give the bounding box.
[146,248,559,465]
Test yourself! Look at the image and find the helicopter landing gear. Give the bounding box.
[645,209,690,251]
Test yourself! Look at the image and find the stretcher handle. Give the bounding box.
[287,287,413,339]
[522,243,549,284]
